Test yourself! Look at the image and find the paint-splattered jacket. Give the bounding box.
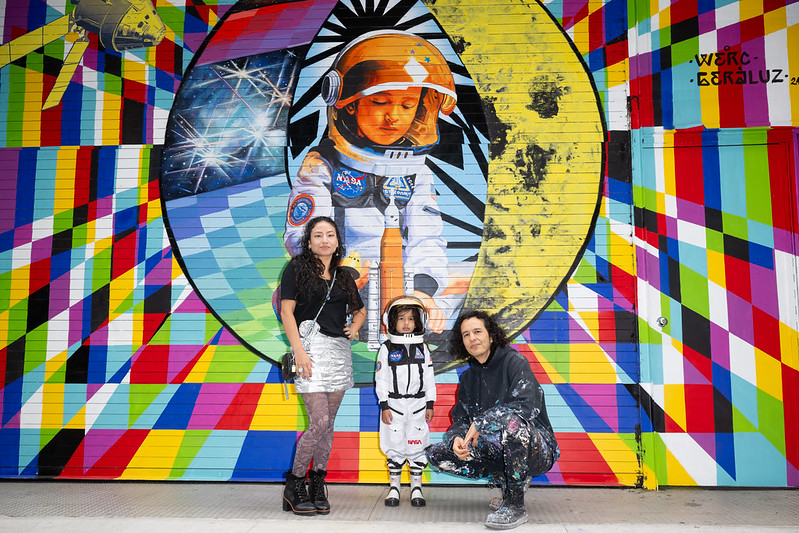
[447,344,559,458]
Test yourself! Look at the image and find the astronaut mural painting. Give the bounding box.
[284,30,481,352]
[161,0,490,380]
[160,0,603,381]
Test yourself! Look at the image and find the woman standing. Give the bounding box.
[280,216,366,516]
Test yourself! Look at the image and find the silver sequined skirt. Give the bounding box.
[294,330,353,394]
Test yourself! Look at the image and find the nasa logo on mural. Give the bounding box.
[331,169,367,199]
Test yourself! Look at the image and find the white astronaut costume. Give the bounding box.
[375,297,436,478]
[284,30,460,333]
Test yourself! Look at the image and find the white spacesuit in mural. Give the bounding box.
[284,30,462,343]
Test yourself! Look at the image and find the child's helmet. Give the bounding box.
[321,30,457,167]
[382,295,428,344]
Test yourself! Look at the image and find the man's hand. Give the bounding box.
[452,436,471,460]
[452,423,480,460]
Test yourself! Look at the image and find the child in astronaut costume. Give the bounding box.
[375,296,436,507]
[284,30,459,336]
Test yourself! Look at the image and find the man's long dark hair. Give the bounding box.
[293,216,360,310]
[450,310,509,359]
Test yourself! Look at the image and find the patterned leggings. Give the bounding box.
[426,414,556,493]
[292,390,346,477]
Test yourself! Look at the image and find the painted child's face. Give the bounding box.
[351,87,422,145]
[396,308,417,334]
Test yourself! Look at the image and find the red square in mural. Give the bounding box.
[327,432,361,482]
[131,345,169,384]
[684,384,715,432]
[740,15,765,43]
[429,384,458,432]
[752,306,780,360]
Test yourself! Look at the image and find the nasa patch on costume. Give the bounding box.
[388,348,403,362]
[414,346,425,360]
[332,168,367,198]
[288,194,315,226]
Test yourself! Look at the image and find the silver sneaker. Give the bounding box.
[484,506,528,530]
[488,496,503,511]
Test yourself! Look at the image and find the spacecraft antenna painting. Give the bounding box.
[0,0,166,109]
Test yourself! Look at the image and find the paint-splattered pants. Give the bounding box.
[427,414,557,495]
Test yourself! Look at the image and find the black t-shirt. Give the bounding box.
[281,260,364,338]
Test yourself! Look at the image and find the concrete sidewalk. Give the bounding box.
[0,481,797,532]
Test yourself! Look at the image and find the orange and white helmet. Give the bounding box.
[382,295,428,344]
[321,30,457,153]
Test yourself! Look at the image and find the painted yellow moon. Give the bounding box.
[425,0,605,337]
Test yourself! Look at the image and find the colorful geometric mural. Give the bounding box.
[629,0,799,487]
[0,0,796,489]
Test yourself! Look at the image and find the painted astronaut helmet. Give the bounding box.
[382,295,428,344]
[321,30,457,161]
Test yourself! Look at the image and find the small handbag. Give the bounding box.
[281,270,337,383]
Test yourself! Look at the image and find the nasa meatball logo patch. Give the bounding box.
[389,348,403,362]
[332,169,366,199]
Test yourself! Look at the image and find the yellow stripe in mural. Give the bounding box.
[699,70,720,129]
[183,344,216,382]
[788,23,799,126]
[250,384,304,430]
[41,382,64,429]
[44,350,67,383]
[124,56,147,88]
[23,69,43,147]
[587,433,640,486]
[754,347,783,401]
[358,432,393,483]
[706,249,726,289]
[145,199,162,223]
[10,265,31,308]
[607,57,628,89]
[109,268,136,319]
[569,344,619,384]
[120,429,185,480]
[779,322,799,371]
[664,382,687,432]
[664,446,696,485]
[102,93,122,145]
[739,0,763,22]
[573,310,600,344]
[662,132,676,198]
[55,147,79,216]
[610,229,635,276]
[763,5,787,35]
[65,406,86,429]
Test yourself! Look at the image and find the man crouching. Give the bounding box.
[426,310,559,529]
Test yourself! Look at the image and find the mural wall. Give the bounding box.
[629,0,799,486]
[0,0,795,488]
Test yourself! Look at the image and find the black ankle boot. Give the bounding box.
[308,469,330,514]
[283,471,316,515]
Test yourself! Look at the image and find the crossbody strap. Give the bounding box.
[310,268,337,326]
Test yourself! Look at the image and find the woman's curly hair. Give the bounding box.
[450,310,508,359]
[293,216,360,310]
